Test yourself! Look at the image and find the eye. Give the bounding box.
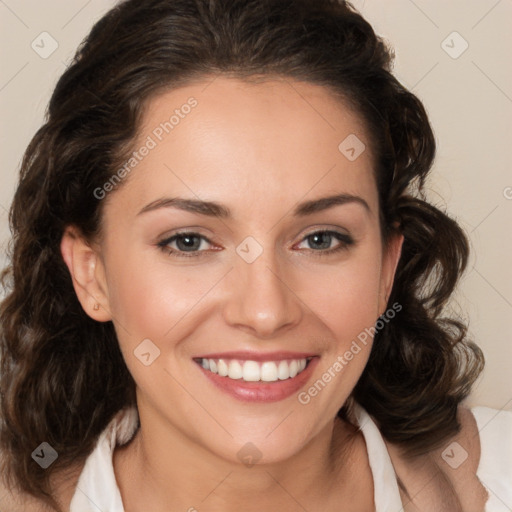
[157,229,354,259]
[295,230,354,256]
[157,232,215,258]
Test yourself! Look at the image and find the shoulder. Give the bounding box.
[432,405,487,506]
[470,403,512,462]
[441,404,512,511]
[449,404,512,484]
[470,404,512,509]
[385,404,490,511]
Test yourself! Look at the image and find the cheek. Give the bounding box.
[294,253,382,413]
[298,250,383,343]
[104,248,226,345]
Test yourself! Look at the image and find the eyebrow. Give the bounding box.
[137,193,370,218]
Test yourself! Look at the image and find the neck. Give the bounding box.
[113,402,365,512]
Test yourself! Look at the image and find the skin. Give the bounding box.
[60,77,404,511]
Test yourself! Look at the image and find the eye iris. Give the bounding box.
[176,235,201,251]
[309,232,332,250]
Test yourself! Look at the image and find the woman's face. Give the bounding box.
[70,77,402,465]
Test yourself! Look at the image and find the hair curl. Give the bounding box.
[0,0,484,508]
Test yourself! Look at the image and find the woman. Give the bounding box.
[1,0,510,511]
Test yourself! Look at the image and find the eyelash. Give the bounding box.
[157,230,354,259]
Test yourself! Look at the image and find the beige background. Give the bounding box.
[1,1,511,411]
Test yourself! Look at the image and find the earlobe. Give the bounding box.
[60,226,112,322]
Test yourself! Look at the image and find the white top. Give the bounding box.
[69,404,512,512]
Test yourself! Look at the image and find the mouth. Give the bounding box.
[193,352,318,402]
[195,356,311,382]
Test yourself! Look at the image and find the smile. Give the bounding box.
[197,357,310,382]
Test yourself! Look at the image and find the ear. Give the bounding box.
[60,225,112,322]
[378,230,404,315]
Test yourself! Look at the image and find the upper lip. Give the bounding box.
[193,351,317,362]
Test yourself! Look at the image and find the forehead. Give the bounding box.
[106,77,377,221]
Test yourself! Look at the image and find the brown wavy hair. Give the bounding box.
[0,0,484,509]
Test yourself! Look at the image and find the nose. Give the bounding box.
[222,247,304,339]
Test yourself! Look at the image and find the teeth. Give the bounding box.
[289,360,298,378]
[277,360,289,380]
[228,360,243,380]
[217,359,229,377]
[198,357,309,382]
[261,361,278,382]
[242,361,260,382]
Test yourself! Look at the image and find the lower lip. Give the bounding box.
[196,358,319,403]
